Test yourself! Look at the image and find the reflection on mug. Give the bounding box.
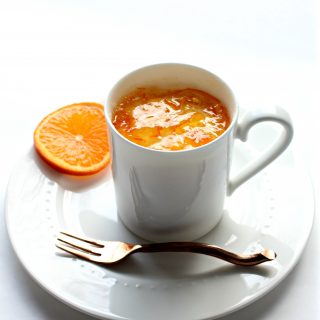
[130,161,206,225]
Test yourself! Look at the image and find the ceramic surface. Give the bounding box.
[5,137,313,320]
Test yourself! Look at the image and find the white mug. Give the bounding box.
[105,63,293,242]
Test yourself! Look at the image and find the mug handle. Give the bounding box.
[228,106,293,195]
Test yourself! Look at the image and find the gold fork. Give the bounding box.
[56,231,276,266]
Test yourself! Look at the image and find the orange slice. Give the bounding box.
[34,102,110,175]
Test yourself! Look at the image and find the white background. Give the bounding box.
[0,0,319,319]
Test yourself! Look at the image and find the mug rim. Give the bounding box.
[105,62,239,154]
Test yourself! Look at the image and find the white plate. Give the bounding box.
[5,139,314,320]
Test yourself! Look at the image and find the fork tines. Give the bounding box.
[56,231,104,260]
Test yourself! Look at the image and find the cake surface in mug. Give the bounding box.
[112,88,230,151]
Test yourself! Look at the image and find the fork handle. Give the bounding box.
[137,242,275,266]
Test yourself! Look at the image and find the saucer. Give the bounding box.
[5,141,314,319]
